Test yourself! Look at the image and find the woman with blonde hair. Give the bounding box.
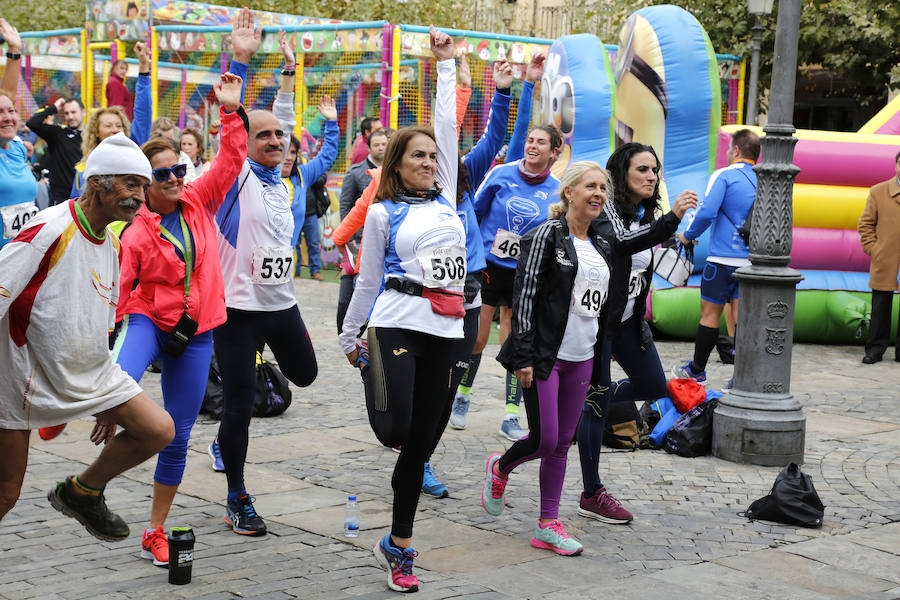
[482,161,615,556]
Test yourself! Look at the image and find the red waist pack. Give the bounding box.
[667,378,706,413]
[421,287,465,318]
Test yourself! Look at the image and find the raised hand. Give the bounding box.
[318,95,337,121]
[525,52,546,84]
[213,72,243,111]
[232,7,261,63]
[134,40,150,71]
[278,30,295,69]
[53,97,66,111]
[458,53,472,88]
[429,24,453,61]
[671,190,699,220]
[493,59,513,89]
[0,18,22,54]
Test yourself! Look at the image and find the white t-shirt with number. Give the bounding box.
[216,162,298,311]
[338,197,466,353]
[622,221,652,322]
[557,237,609,362]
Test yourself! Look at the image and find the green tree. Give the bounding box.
[666,0,900,110]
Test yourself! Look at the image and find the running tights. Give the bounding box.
[497,358,592,520]
[214,306,318,493]
[365,326,456,539]
[113,313,213,486]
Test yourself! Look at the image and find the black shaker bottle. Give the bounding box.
[168,526,195,584]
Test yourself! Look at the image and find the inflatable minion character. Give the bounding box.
[539,34,615,177]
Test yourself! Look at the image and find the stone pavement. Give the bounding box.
[2,277,898,600]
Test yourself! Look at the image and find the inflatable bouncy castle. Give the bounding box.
[535,4,900,343]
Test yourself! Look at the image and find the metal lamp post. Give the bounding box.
[713,0,806,466]
[745,0,774,125]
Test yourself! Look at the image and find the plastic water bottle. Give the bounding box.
[344,495,359,537]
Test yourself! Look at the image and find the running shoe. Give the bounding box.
[224,492,267,536]
[448,393,470,430]
[373,534,419,593]
[47,476,130,541]
[421,462,449,498]
[481,453,507,516]
[671,360,707,385]
[207,440,225,472]
[38,424,66,441]
[499,417,527,441]
[577,488,633,524]
[531,520,583,556]
[140,526,169,567]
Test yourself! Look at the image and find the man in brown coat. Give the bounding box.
[858,150,900,363]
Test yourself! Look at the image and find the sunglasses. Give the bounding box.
[152,163,188,182]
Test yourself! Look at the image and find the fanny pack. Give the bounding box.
[385,278,465,318]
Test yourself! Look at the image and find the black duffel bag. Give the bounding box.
[744,463,824,528]
[663,398,718,457]
[201,353,292,419]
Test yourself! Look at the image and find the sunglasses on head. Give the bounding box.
[152,163,188,182]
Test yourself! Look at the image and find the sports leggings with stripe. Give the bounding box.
[497,358,593,520]
[214,306,318,493]
[113,313,213,486]
[364,326,456,539]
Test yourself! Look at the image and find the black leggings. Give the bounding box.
[424,307,480,461]
[214,306,318,492]
[364,326,456,539]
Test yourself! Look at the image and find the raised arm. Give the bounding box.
[228,7,261,103]
[430,26,457,202]
[0,19,22,99]
[507,53,544,163]
[26,99,64,145]
[130,41,152,145]
[463,59,513,188]
[291,97,339,246]
[184,73,247,215]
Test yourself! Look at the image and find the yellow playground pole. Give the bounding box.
[80,30,88,105]
[737,58,747,125]
[390,26,401,130]
[151,27,159,121]
[101,61,109,108]
[294,63,306,139]
[416,60,423,126]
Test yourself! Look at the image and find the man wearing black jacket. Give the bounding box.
[26,97,85,206]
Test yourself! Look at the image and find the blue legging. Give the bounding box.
[112,313,213,486]
[577,313,667,495]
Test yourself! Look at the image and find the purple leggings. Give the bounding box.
[498,358,593,520]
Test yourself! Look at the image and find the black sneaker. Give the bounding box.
[224,492,267,536]
[47,476,130,541]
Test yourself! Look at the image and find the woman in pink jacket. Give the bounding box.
[112,73,246,568]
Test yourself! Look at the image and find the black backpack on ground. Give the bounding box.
[744,463,824,528]
[663,398,718,457]
[201,353,292,419]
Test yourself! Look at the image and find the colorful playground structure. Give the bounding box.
[6,1,896,343]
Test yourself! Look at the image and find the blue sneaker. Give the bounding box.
[448,393,470,430]
[671,360,707,386]
[500,417,527,441]
[373,534,419,593]
[421,462,449,498]
[208,440,225,472]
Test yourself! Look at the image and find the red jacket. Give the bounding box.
[117,107,247,333]
[106,73,133,120]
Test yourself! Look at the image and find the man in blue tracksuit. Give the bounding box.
[672,128,760,385]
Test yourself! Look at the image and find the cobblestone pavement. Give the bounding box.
[2,278,898,599]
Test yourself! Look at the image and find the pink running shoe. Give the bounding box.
[373,534,419,593]
[531,520,583,556]
[481,453,508,516]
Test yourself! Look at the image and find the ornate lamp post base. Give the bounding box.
[712,265,806,465]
